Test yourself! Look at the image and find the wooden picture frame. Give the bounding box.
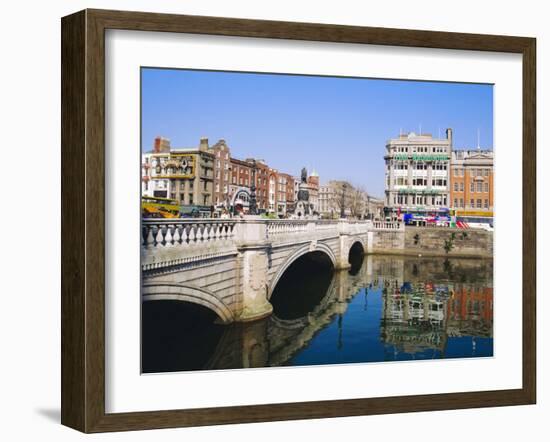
[61,8,536,433]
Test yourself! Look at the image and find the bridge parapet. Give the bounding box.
[142,218,375,251]
[372,220,404,231]
[142,218,237,247]
[141,217,376,273]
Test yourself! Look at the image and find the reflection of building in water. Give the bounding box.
[380,280,493,356]
[381,282,449,355]
[446,285,493,338]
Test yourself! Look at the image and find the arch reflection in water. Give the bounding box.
[141,255,493,373]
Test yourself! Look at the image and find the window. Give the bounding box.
[470,182,475,192]
[394,177,408,186]
[477,182,483,192]
[394,161,408,170]
[470,199,474,207]
[484,199,489,209]
[477,199,482,208]
[454,198,458,207]
[460,198,464,208]
[414,162,427,170]
[460,182,464,192]
[189,194,194,204]
[454,182,459,191]
[484,182,489,192]
[453,168,459,177]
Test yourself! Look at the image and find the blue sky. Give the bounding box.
[141,68,493,197]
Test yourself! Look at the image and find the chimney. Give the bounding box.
[153,136,170,153]
[446,128,453,147]
[199,137,209,151]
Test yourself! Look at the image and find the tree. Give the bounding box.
[327,180,370,219]
[349,185,368,218]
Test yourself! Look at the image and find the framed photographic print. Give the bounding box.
[61,9,536,433]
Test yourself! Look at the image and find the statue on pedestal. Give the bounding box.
[294,166,312,218]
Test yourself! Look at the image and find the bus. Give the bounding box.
[455,210,494,231]
[141,196,180,218]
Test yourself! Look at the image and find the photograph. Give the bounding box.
[140,68,494,374]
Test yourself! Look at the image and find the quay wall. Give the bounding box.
[372,226,493,258]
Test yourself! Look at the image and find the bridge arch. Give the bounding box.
[348,240,365,258]
[142,282,235,324]
[268,242,337,298]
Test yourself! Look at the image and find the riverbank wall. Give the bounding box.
[371,226,493,258]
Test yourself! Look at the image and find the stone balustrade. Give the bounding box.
[142,218,372,249]
[142,219,237,247]
[266,220,309,236]
[372,220,404,231]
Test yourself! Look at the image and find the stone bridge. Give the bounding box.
[141,218,403,323]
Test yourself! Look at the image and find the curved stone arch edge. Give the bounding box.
[348,237,367,254]
[267,242,337,299]
[142,282,234,324]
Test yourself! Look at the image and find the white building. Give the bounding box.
[384,129,452,216]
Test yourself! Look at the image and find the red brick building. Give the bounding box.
[146,136,315,216]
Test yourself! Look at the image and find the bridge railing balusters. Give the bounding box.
[142,218,239,248]
[142,218,382,249]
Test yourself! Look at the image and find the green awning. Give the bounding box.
[392,154,449,161]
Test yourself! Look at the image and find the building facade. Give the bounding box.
[211,139,231,207]
[142,136,311,217]
[307,170,320,214]
[318,184,335,218]
[450,150,494,215]
[141,136,215,211]
[384,129,453,216]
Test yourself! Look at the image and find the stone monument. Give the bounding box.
[294,167,314,218]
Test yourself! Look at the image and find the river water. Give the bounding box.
[142,254,493,373]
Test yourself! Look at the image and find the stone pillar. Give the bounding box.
[335,220,352,270]
[367,231,374,253]
[234,219,273,322]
